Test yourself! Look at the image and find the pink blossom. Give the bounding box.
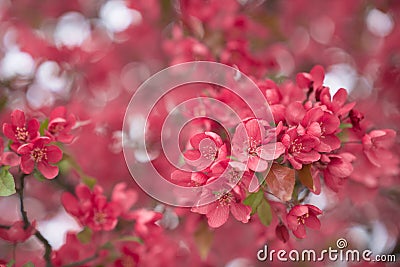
[362,129,396,167]
[287,204,322,239]
[46,106,76,143]
[281,126,321,169]
[318,153,356,192]
[0,221,36,243]
[232,118,285,172]
[132,209,163,238]
[296,65,324,90]
[17,137,63,179]
[2,109,40,151]
[301,107,341,152]
[62,184,119,231]
[111,183,138,220]
[192,184,251,228]
[183,132,227,170]
[318,87,355,117]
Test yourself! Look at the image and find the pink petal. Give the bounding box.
[296,73,311,89]
[37,161,59,179]
[285,102,306,125]
[184,150,201,162]
[297,150,321,163]
[257,143,285,160]
[207,204,230,228]
[11,110,25,128]
[50,106,67,120]
[305,215,321,230]
[17,143,32,155]
[61,192,80,216]
[1,152,20,166]
[290,205,309,216]
[293,224,307,239]
[20,155,34,174]
[310,65,325,89]
[46,145,63,163]
[248,156,269,172]
[27,119,40,138]
[332,88,347,106]
[190,133,208,149]
[245,119,262,142]
[230,203,251,223]
[3,123,15,141]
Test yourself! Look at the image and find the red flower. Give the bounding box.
[62,184,119,231]
[46,106,76,143]
[318,153,355,192]
[301,107,341,152]
[114,246,140,267]
[17,137,62,179]
[183,132,227,170]
[3,109,40,151]
[232,118,285,172]
[296,65,324,90]
[318,88,355,117]
[287,204,322,239]
[362,129,396,167]
[281,127,320,170]
[192,184,251,228]
[132,209,163,238]
[0,221,36,243]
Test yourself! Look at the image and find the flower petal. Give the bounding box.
[207,204,229,228]
[37,161,59,179]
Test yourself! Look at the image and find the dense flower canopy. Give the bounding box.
[0,1,399,267]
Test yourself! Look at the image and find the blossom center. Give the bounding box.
[31,147,47,162]
[50,123,65,134]
[247,137,259,155]
[297,213,309,225]
[94,212,107,224]
[15,126,29,142]
[217,192,234,206]
[290,139,303,153]
[201,146,217,160]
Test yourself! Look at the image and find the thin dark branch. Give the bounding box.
[17,173,54,267]
[0,224,11,229]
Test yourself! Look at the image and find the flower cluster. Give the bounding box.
[172,65,397,242]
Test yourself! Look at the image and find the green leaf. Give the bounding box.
[194,221,214,260]
[6,259,15,267]
[77,227,92,244]
[0,167,16,197]
[39,119,49,136]
[298,164,315,192]
[82,176,97,189]
[114,236,143,244]
[257,200,272,226]
[339,123,352,129]
[22,262,34,267]
[243,189,264,215]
